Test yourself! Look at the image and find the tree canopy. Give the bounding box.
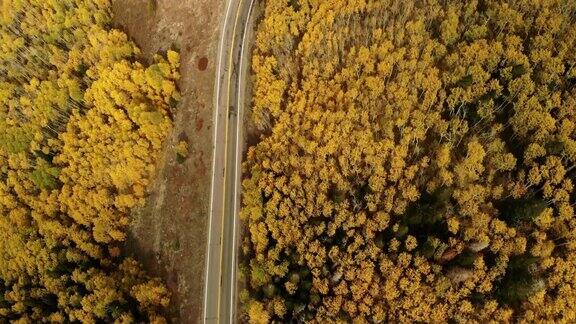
[241,0,576,322]
[0,0,180,322]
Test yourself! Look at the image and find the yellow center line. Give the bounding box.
[217,0,246,320]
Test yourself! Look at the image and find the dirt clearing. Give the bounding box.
[111,0,223,322]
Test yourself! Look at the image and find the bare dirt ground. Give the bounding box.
[111,0,223,322]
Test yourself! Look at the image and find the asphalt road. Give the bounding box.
[203,0,254,322]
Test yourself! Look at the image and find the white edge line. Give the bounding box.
[230,1,255,322]
[204,0,234,320]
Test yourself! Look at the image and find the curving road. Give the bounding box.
[203,0,254,322]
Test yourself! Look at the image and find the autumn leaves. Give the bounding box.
[241,0,576,322]
[0,0,178,322]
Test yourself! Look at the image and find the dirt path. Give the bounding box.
[111,0,223,322]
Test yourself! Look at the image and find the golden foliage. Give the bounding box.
[241,0,576,322]
[0,0,179,321]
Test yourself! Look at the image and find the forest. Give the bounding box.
[241,0,576,322]
[0,0,179,322]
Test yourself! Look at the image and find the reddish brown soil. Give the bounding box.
[198,57,209,71]
[111,0,223,322]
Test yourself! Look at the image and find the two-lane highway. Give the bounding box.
[203,0,254,322]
